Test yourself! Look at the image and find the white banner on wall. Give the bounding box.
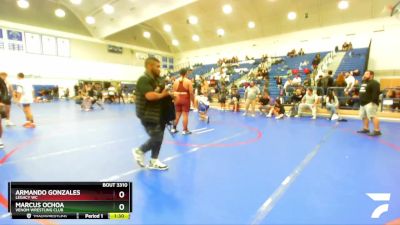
[25,32,42,54]
[57,38,70,57]
[42,35,57,56]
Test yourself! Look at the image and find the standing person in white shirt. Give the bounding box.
[243,81,260,117]
[14,73,35,128]
[344,72,355,95]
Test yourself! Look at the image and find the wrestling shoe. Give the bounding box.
[132,148,145,168]
[6,120,15,126]
[23,122,36,128]
[331,114,339,121]
[182,130,192,135]
[170,128,179,134]
[357,129,369,134]
[148,159,169,171]
[368,131,382,137]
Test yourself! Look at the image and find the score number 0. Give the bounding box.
[119,191,125,211]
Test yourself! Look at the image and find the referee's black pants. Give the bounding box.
[139,121,166,159]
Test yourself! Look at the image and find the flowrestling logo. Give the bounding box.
[366,193,391,219]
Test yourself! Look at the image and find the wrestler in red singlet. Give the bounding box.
[171,68,194,135]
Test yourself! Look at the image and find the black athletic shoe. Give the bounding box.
[368,131,382,137]
[357,129,369,134]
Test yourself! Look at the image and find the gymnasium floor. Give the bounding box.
[0,101,399,225]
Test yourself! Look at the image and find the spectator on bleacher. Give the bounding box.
[287,49,296,58]
[292,75,302,86]
[295,87,318,120]
[335,73,347,87]
[298,48,305,56]
[312,54,321,69]
[276,76,283,90]
[327,71,334,87]
[267,98,285,119]
[283,79,292,96]
[344,72,355,95]
[357,70,382,136]
[348,42,353,51]
[230,84,240,112]
[342,42,349,51]
[303,74,311,87]
[259,91,271,116]
[326,90,340,120]
[218,84,228,111]
[243,81,260,117]
[287,88,304,117]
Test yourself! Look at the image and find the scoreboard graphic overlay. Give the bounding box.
[8,182,132,220]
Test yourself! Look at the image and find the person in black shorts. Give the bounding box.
[218,84,228,111]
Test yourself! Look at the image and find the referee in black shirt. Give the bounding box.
[357,70,382,136]
[133,57,171,170]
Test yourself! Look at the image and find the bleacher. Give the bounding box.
[334,48,369,82]
[189,64,217,79]
[266,52,329,97]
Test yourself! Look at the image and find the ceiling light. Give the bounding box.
[163,24,172,33]
[85,16,96,25]
[143,31,151,39]
[70,0,82,5]
[17,0,29,9]
[188,16,198,25]
[217,28,225,36]
[248,21,256,29]
[103,4,114,14]
[222,4,232,14]
[55,8,66,18]
[172,39,179,46]
[338,0,349,10]
[192,35,200,42]
[288,11,297,20]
